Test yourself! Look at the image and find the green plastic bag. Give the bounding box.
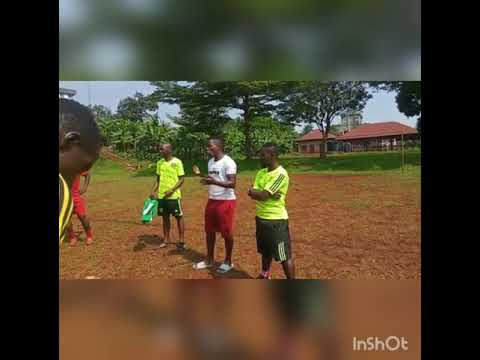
[141,198,158,224]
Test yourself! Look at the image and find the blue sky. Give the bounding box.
[59,81,416,127]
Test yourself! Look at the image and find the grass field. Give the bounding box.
[60,151,421,279]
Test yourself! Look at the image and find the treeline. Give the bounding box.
[91,81,420,161]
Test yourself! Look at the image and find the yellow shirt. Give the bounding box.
[253,166,289,220]
[156,157,185,199]
[59,174,73,245]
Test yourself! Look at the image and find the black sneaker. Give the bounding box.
[176,242,186,251]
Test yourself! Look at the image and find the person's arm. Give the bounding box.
[248,172,285,201]
[248,188,281,201]
[164,176,185,198]
[79,173,91,195]
[192,165,203,177]
[201,174,236,188]
[164,160,186,198]
[200,159,237,188]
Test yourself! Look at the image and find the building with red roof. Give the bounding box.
[296,122,420,153]
[296,130,338,153]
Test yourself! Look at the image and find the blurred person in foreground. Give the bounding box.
[59,99,102,245]
[67,171,94,246]
[172,281,250,360]
[267,282,339,360]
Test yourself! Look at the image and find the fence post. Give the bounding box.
[401,133,405,175]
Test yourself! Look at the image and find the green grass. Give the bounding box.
[349,199,372,209]
[90,158,129,178]
[128,150,421,178]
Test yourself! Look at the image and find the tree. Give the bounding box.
[172,128,210,161]
[329,124,343,135]
[279,81,371,158]
[116,92,158,122]
[301,124,314,136]
[370,81,421,134]
[97,116,175,160]
[89,104,112,120]
[222,117,297,159]
[149,81,284,159]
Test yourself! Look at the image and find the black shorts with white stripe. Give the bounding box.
[157,199,184,218]
[255,217,291,262]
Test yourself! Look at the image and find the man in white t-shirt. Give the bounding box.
[193,138,237,274]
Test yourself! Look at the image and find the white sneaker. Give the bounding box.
[216,262,234,274]
[193,260,213,270]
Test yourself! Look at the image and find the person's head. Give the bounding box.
[207,138,224,158]
[159,143,173,159]
[59,99,102,181]
[259,143,279,168]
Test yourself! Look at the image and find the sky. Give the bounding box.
[59,81,417,127]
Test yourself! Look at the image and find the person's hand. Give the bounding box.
[192,165,201,176]
[247,188,254,197]
[200,176,215,185]
[271,192,281,200]
[150,192,157,200]
[164,190,174,198]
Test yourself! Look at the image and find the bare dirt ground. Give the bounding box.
[60,173,420,280]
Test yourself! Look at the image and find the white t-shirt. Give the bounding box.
[207,155,237,200]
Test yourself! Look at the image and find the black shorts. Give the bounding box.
[157,199,183,218]
[256,217,291,262]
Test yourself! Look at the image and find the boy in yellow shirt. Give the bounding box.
[150,144,186,251]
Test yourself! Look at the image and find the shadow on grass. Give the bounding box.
[133,234,252,278]
[165,246,253,279]
[134,234,165,252]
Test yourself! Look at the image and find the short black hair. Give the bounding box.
[262,142,279,157]
[208,137,224,150]
[59,99,102,148]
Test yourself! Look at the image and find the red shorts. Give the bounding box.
[204,199,236,237]
[72,192,87,217]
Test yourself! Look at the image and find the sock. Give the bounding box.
[86,229,93,239]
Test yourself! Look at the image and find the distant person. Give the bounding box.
[59,99,102,246]
[67,171,94,246]
[192,138,237,274]
[150,144,186,251]
[247,143,295,279]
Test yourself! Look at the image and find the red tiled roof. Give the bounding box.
[297,129,337,142]
[336,122,418,141]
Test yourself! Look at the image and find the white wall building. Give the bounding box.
[340,111,363,132]
[59,88,76,99]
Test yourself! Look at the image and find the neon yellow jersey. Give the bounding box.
[253,165,289,220]
[59,173,73,245]
[156,157,185,199]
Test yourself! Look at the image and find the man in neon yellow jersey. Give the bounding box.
[247,143,295,279]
